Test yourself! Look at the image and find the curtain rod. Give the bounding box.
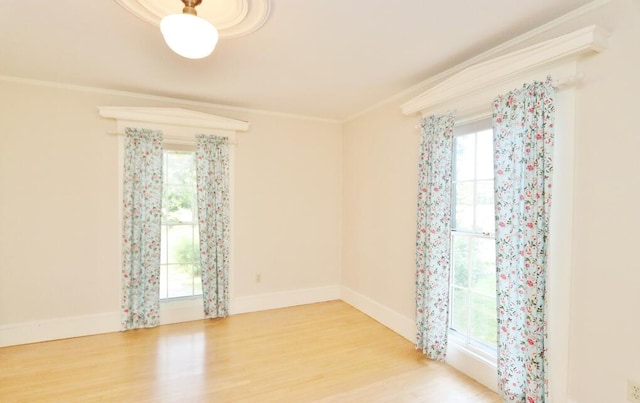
[107,131,237,145]
[414,73,585,129]
[552,72,585,89]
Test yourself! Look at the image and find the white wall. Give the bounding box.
[341,99,418,339]
[569,1,640,402]
[0,80,342,343]
[233,112,342,298]
[342,1,640,402]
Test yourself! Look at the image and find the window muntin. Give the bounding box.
[160,147,202,299]
[450,126,497,353]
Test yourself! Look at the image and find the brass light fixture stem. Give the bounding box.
[181,0,202,15]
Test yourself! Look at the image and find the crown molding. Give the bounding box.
[400,0,612,104]
[98,106,250,132]
[401,25,609,116]
[0,75,340,123]
[346,0,614,122]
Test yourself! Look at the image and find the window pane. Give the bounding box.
[475,180,495,234]
[470,293,497,346]
[194,264,202,295]
[194,227,200,257]
[166,152,196,185]
[470,237,496,296]
[450,124,497,353]
[455,134,475,181]
[454,182,474,231]
[167,264,195,298]
[450,287,468,335]
[163,184,196,223]
[159,265,168,300]
[161,225,168,264]
[162,152,169,187]
[167,225,196,264]
[476,129,494,180]
[452,234,469,287]
[161,149,200,300]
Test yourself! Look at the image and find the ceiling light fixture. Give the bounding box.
[160,0,218,59]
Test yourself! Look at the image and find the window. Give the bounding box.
[100,107,247,324]
[449,122,497,354]
[160,146,202,299]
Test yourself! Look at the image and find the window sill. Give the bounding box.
[446,338,498,392]
[159,296,205,325]
[160,295,203,304]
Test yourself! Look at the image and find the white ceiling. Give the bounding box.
[0,0,595,120]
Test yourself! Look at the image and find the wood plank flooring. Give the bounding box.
[0,301,501,402]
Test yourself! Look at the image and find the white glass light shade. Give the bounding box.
[160,13,219,59]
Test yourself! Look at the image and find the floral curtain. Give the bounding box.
[196,134,230,318]
[121,128,163,330]
[492,79,555,402]
[415,112,455,360]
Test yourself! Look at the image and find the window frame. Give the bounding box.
[160,144,202,300]
[449,119,497,361]
[401,26,598,396]
[100,107,248,326]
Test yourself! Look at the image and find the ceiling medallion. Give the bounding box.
[115,0,271,39]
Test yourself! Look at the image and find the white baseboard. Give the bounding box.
[160,285,342,322]
[2,282,492,396]
[0,312,120,348]
[0,286,341,347]
[340,286,415,342]
[340,286,498,393]
[230,285,341,315]
[0,284,497,396]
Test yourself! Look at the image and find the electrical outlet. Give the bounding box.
[255,273,261,283]
[629,379,640,402]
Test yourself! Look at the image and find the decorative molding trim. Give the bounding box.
[346,0,613,122]
[0,287,341,347]
[115,0,271,39]
[98,107,250,132]
[0,285,497,394]
[230,286,341,315]
[0,75,341,124]
[402,25,609,116]
[0,312,120,348]
[340,286,414,342]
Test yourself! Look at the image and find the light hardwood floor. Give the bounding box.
[0,301,501,402]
